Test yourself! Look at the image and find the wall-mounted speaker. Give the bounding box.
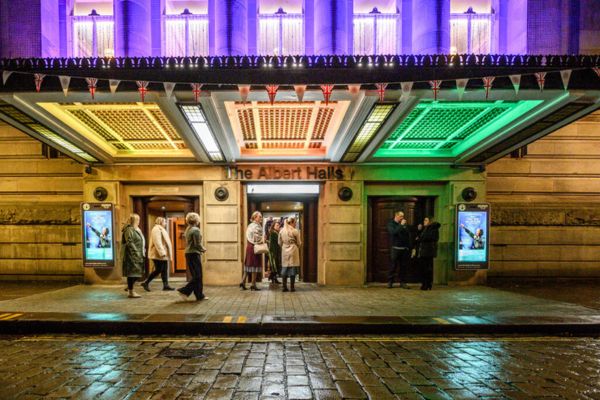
[93,187,108,201]
[461,187,477,202]
[338,186,353,202]
[214,186,229,202]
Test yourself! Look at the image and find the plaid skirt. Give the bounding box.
[244,241,262,273]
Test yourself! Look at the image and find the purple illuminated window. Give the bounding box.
[353,1,400,55]
[71,0,114,58]
[163,0,209,56]
[450,0,494,54]
[257,0,304,56]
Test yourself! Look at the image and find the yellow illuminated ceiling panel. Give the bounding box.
[225,100,350,158]
[37,102,193,158]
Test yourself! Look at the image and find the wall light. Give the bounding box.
[178,104,224,162]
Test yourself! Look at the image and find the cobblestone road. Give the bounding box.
[1,335,600,399]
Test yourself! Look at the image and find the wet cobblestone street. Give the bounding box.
[1,335,600,399]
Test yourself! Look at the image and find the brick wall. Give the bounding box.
[487,111,600,280]
[0,122,84,281]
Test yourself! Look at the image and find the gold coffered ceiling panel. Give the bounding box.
[226,100,349,158]
[37,102,193,158]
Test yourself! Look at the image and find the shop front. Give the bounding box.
[82,162,485,286]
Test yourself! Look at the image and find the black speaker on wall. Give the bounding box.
[461,187,477,202]
[338,186,353,202]
[93,187,108,201]
[214,186,229,202]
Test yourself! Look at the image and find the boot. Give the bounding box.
[128,290,141,298]
[290,276,296,292]
[141,281,150,292]
[282,276,289,292]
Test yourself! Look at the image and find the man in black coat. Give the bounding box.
[386,211,411,289]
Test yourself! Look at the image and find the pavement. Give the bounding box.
[1,281,600,335]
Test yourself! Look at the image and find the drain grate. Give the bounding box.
[159,348,210,359]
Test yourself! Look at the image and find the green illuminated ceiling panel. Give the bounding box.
[374,100,543,159]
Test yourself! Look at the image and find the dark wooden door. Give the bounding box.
[367,197,434,283]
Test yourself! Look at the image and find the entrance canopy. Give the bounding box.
[0,55,598,166]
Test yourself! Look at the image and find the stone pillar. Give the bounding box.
[214,0,248,56]
[114,0,152,57]
[314,0,351,55]
[411,0,450,54]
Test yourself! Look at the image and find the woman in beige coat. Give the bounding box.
[141,217,174,291]
[278,217,301,292]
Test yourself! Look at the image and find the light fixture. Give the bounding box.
[179,104,224,162]
[342,103,397,162]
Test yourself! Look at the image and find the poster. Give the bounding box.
[455,203,490,270]
[81,203,115,267]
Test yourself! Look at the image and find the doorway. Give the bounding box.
[132,196,199,277]
[247,194,319,283]
[367,196,436,283]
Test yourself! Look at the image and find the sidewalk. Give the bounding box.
[1,282,600,335]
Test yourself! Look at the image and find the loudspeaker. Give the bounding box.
[214,186,229,202]
[93,187,108,201]
[338,186,353,202]
[461,187,477,202]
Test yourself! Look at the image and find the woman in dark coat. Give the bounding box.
[417,217,441,291]
[121,213,145,298]
[267,221,281,284]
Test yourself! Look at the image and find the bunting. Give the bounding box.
[2,71,13,85]
[191,83,202,102]
[34,73,45,92]
[400,81,413,101]
[509,74,521,95]
[482,76,495,100]
[534,72,547,92]
[163,82,176,99]
[429,80,442,101]
[265,84,279,105]
[560,69,572,91]
[320,84,334,105]
[59,76,71,97]
[294,85,307,102]
[238,84,251,104]
[347,84,361,98]
[456,79,469,101]
[109,79,121,94]
[136,81,149,102]
[85,78,98,99]
[375,83,388,103]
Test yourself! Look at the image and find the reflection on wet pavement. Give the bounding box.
[1,335,599,399]
[492,283,600,311]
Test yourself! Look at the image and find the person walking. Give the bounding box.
[387,211,411,289]
[279,217,301,292]
[267,221,282,284]
[417,217,441,291]
[241,211,264,291]
[177,212,207,301]
[141,217,175,292]
[121,213,145,298]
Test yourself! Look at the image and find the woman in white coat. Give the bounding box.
[141,217,175,291]
[278,217,302,292]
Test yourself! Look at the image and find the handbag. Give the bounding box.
[254,242,269,255]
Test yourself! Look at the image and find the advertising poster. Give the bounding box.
[455,203,490,270]
[81,203,115,267]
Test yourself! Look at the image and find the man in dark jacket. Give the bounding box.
[387,211,411,288]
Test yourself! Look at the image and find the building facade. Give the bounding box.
[0,0,598,285]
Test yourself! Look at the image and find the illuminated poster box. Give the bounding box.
[455,203,490,270]
[81,203,115,268]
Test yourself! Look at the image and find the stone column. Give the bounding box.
[214,0,248,56]
[411,0,450,54]
[114,0,152,57]
[314,0,351,55]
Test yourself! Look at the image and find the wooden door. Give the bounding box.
[367,197,422,283]
[170,217,188,273]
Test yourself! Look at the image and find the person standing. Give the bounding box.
[279,217,301,292]
[268,221,282,284]
[241,211,264,291]
[417,217,441,291]
[386,211,411,289]
[177,212,207,301]
[141,217,175,292]
[121,213,145,298]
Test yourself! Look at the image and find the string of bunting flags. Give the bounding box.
[1,67,599,104]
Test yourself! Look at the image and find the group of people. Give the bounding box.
[387,211,441,291]
[242,211,302,292]
[121,212,206,301]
